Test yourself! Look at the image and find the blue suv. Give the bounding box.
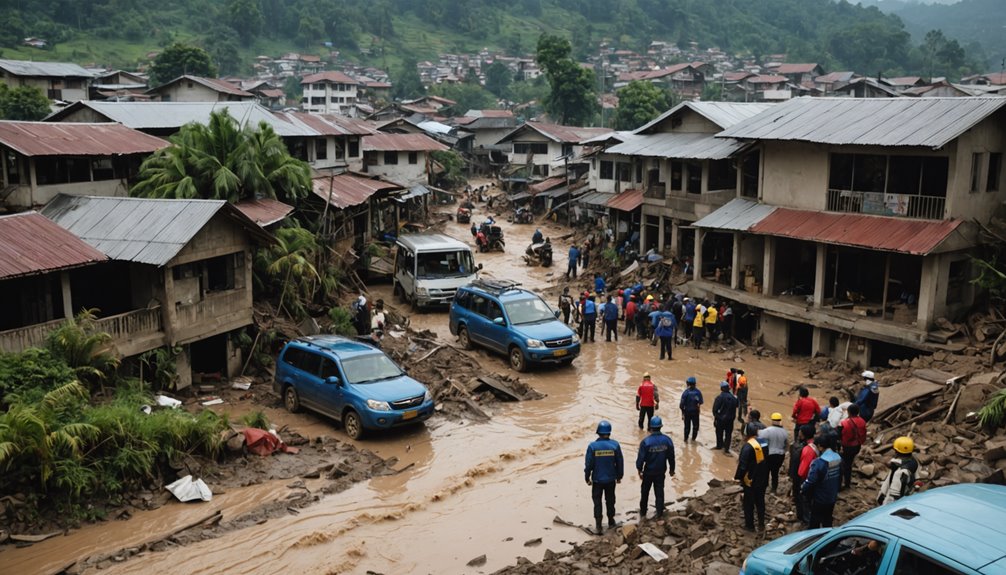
[273,335,434,440]
[741,483,1006,575]
[449,279,580,372]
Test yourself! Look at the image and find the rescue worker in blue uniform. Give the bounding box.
[734,423,770,531]
[802,432,842,528]
[585,420,624,534]
[635,416,675,519]
[581,294,597,342]
[679,376,704,441]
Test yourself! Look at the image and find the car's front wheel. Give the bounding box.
[284,386,301,413]
[458,325,472,350]
[343,410,364,440]
[509,346,527,372]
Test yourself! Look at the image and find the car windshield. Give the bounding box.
[504,296,557,325]
[340,353,404,384]
[416,250,475,279]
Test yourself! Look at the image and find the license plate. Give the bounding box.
[553,349,567,357]
[402,410,418,420]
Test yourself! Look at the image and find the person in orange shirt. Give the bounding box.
[791,387,821,441]
[636,373,659,430]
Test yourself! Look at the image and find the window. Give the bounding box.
[893,548,965,575]
[600,160,614,180]
[315,139,328,161]
[206,254,237,292]
[686,161,702,194]
[454,290,471,309]
[635,162,643,183]
[946,259,969,306]
[384,151,399,165]
[334,143,345,160]
[708,159,736,191]
[513,142,548,155]
[617,162,631,182]
[348,138,360,157]
[408,152,418,165]
[670,161,683,191]
[987,152,1002,192]
[970,152,982,193]
[319,358,340,380]
[803,536,887,575]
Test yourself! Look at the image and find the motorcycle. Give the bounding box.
[513,207,533,224]
[476,224,506,252]
[456,206,472,224]
[524,239,553,267]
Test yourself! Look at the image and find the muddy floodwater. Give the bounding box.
[3,213,815,575]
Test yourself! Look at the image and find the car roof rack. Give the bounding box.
[470,278,523,295]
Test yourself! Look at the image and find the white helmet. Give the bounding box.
[861,370,875,380]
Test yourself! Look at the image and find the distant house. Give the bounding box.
[0,58,94,102]
[309,172,405,245]
[40,195,273,388]
[772,63,824,86]
[833,77,900,98]
[242,80,286,109]
[960,72,1006,87]
[89,70,148,101]
[0,121,168,208]
[362,132,449,185]
[615,63,706,96]
[147,75,255,103]
[813,71,856,95]
[453,110,519,175]
[300,71,360,115]
[497,121,613,179]
[272,110,376,171]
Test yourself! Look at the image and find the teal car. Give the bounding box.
[741,484,1006,575]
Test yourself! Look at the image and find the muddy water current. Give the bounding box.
[3,213,814,575]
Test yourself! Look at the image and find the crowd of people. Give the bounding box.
[584,369,919,538]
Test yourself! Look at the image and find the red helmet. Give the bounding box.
[618,289,624,295]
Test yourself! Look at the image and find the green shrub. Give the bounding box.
[328,307,357,336]
[241,410,270,430]
[0,347,77,406]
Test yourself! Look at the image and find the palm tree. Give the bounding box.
[255,225,320,318]
[132,110,310,204]
[46,309,121,388]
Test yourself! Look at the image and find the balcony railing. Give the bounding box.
[827,189,945,220]
[643,183,666,199]
[0,307,163,355]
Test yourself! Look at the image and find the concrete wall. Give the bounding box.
[759,313,788,351]
[588,153,627,194]
[159,83,225,102]
[946,110,1006,222]
[473,128,510,150]
[1,76,88,102]
[366,150,428,184]
[646,109,719,134]
[8,179,128,208]
[760,141,829,210]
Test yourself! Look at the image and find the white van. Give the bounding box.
[394,234,480,309]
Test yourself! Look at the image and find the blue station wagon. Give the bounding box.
[741,483,1006,575]
[448,279,580,372]
[273,335,434,440]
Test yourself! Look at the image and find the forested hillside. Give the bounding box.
[0,0,990,77]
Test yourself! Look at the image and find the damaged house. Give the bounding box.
[689,97,1006,365]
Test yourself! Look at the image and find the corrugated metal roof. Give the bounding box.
[233,198,293,227]
[576,191,615,206]
[41,195,269,266]
[498,121,613,145]
[47,101,317,137]
[0,212,106,280]
[272,111,377,136]
[749,208,964,255]
[529,176,566,194]
[692,198,777,231]
[0,121,168,157]
[606,132,746,160]
[310,173,403,209]
[362,133,449,152]
[775,63,820,74]
[0,58,93,78]
[152,75,253,97]
[634,101,775,134]
[606,189,644,212]
[301,71,359,85]
[719,96,1006,149]
[398,184,433,201]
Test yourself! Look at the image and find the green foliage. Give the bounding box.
[971,255,1006,301]
[431,150,467,190]
[139,346,182,392]
[917,29,970,81]
[0,348,76,407]
[148,43,217,87]
[241,410,270,430]
[255,225,321,320]
[392,56,425,100]
[226,0,263,46]
[0,84,51,121]
[536,34,598,126]
[614,81,672,131]
[46,309,120,387]
[429,83,495,116]
[132,110,310,204]
[601,247,618,264]
[979,388,1006,429]
[328,307,357,336]
[484,61,513,99]
[206,27,243,76]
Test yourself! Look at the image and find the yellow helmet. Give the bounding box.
[770,412,783,421]
[893,436,914,454]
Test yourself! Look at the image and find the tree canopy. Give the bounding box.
[131,110,310,204]
[613,81,672,131]
[0,85,51,121]
[148,43,218,87]
[392,57,425,101]
[536,34,597,126]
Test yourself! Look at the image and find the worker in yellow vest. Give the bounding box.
[691,302,705,349]
[704,302,718,347]
[734,423,770,531]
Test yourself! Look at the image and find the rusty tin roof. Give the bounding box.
[0,121,168,157]
[0,212,106,280]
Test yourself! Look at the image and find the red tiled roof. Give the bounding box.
[257,88,285,99]
[362,133,449,152]
[0,212,106,280]
[749,208,963,255]
[981,72,1006,85]
[747,75,788,84]
[233,198,293,227]
[310,173,403,209]
[775,63,819,74]
[724,71,755,82]
[160,75,253,97]
[606,189,644,212]
[0,121,168,157]
[301,71,358,85]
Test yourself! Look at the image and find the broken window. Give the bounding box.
[670,160,683,191]
[600,160,613,180]
[315,139,328,161]
[91,158,115,180]
[686,161,702,194]
[348,138,359,157]
[5,151,20,185]
[708,159,736,191]
[408,152,418,165]
[384,151,399,165]
[617,163,631,182]
[513,142,548,155]
[970,152,982,193]
[987,153,1002,193]
[946,259,968,306]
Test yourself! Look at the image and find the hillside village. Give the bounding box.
[1,36,1006,574]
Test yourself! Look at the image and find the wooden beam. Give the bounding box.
[881,252,891,321]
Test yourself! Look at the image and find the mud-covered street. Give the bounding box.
[3,211,829,575]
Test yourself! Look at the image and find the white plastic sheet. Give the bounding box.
[166,475,213,502]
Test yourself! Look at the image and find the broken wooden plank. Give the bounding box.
[414,345,445,363]
[912,369,961,385]
[473,375,525,401]
[10,531,61,543]
[462,398,491,421]
[873,378,944,420]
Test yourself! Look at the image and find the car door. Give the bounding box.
[481,299,510,353]
[312,355,347,420]
[889,542,979,575]
[467,294,493,348]
[793,531,896,575]
[282,348,321,408]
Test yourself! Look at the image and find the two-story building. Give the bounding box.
[147,75,255,103]
[300,71,360,115]
[497,121,613,179]
[38,194,272,388]
[0,121,168,209]
[0,58,93,102]
[690,97,1006,365]
[361,132,448,185]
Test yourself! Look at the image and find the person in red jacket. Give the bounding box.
[636,372,659,429]
[791,387,821,441]
[840,403,868,489]
[624,295,638,337]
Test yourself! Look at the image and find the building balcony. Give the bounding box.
[0,307,166,357]
[827,189,946,220]
[643,183,666,200]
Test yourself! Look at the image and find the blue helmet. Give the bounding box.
[596,420,612,435]
[686,376,697,385]
[649,416,663,430]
